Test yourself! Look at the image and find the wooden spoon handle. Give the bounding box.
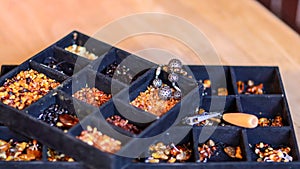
[223,113,258,128]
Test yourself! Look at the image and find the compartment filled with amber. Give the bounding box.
[247,128,298,162]
[60,68,126,107]
[76,126,122,154]
[106,115,141,135]
[72,87,111,107]
[0,69,60,110]
[144,142,192,163]
[0,139,42,161]
[130,84,180,117]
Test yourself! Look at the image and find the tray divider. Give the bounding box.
[229,66,238,95]
[42,145,48,162]
[241,129,253,162]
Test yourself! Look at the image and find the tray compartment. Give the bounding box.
[24,90,96,131]
[231,66,283,95]
[240,96,290,127]
[98,100,152,137]
[0,61,66,86]
[31,46,90,77]
[193,126,248,162]
[114,68,200,125]
[0,61,65,110]
[188,65,234,96]
[67,112,132,169]
[91,47,155,85]
[131,126,195,163]
[55,31,112,60]
[246,127,299,162]
[60,67,127,107]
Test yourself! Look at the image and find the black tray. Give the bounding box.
[0,30,299,169]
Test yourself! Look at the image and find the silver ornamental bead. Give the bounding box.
[153,78,162,88]
[173,90,182,99]
[168,72,179,83]
[158,86,172,100]
[168,59,182,69]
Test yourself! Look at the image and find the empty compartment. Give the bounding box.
[193,127,247,162]
[91,47,155,85]
[246,128,299,162]
[231,66,283,95]
[240,96,290,127]
[24,90,96,132]
[60,68,126,107]
[188,66,234,96]
[55,31,111,60]
[0,61,65,110]
[31,46,90,76]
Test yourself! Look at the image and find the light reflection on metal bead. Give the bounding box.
[153,78,162,88]
[168,72,179,83]
[158,86,172,100]
[173,90,182,99]
[168,59,182,69]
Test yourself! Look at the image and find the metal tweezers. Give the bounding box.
[182,112,222,125]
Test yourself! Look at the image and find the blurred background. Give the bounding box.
[259,0,300,34]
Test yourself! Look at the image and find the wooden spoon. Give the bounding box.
[223,113,258,128]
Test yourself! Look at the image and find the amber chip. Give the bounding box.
[218,88,228,96]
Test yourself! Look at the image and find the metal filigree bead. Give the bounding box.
[168,59,182,69]
[158,86,172,100]
[168,72,179,83]
[173,90,182,100]
[153,78,162,88]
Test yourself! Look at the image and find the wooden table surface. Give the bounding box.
[0,0,300,148]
